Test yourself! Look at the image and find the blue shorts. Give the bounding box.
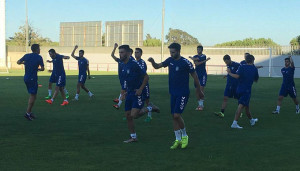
[25,80,38,94]
[125,91,144,111]
[224,84,238,99]
[56,75,66,87]
[195,72,207,87]
[120,79,126,90]
[142,84,150,100]
[237,92,251,107]
[170,95,189,114]
[49,73,56,83]
[279,85,297,98]
[78,74,87,84]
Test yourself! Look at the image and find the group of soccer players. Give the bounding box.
[18,42,299,149]
[18,44,94,121]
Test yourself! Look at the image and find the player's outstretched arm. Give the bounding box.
[46,60,53,63]
[189,56,200,61]
[71,45,79,59]
[17,57,25,65]
[111,43,119,62]
[63,56,70,60]
[148,57,163,69]
[194,57,211,66]
[290,56,295,68]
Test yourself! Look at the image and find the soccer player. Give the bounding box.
[71,45,94,100]
[227,55,259,129]
[148,43,202,149]
[189,45,210,111]
[45,49,69,106]
[45,58,69,99]
[272,56,299,114]
[215,55,240,118]
[111,43,126,109]
[17,44,44,120]
[119,45,159,143]
[135,47,156,122]
[241,52,263,69]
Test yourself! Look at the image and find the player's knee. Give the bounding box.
[173,114,181,120]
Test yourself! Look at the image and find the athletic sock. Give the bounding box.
[117,100,123,107]
[296,105,299,110]
[75,94,79,99]
[276,105,281,112]
[51,98,54,102]
[88,91,93,97]
[48,89,52,96]
[64,88,68,94]
[233,120,238,125]
[147,112,152,117]
[147,106,153,112]
[130,133,137,139]
[181,128,187,137]
[174,130,182,141]
[118,94,122,100]
[198,99,204,107]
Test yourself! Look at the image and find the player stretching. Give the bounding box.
[135,47,155,122]
[45,49,69,106]
[45,56,69,99]
[272,56,299,114]
[148,43,202,149]
[215,55,240,118]
[227,55,259,129]
[241,52,263,69]
[111,43,126,109]
[119,45,159,143]
[17,44,44,120]
[71,45,94,100]
[189,45,210,111]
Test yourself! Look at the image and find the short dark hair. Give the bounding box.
[197,45,203,50]
[245,52,250,56]
[285,57,290,61]
[246,54,255,63]
[31,44,40,52]
[79,50,84,54]
[129,48,133,53]
[135,48,143,54]
[48,49,56,54]
[168,43,181,52]
[223,54,231,61]
[118,45,130,52]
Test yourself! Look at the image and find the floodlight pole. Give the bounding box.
[161,0,165,63]
[268,47,272,77]
[25,0,29,52]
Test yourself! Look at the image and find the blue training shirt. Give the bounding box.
[227,61,240,85]
[236,64,259,93]
[75,57,89,75]
[53,54,65,76]
[136,59,147,73]
[123,59,146,92]
[162,57,195,96]
[194,54,207,75]
[240,60,247,65]
[19,53,44,82]
[281,66,295,87]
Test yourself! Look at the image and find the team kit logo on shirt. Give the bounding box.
[176,66,179,71]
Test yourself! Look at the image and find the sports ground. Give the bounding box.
[1,70,300,170]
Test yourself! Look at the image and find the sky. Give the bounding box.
[5,0,300,46]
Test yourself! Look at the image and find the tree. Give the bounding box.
[102,33,105,46]
[290,36,300,46]
[143,34,161,46]
[6,24,58,46]
[165,28,199,45]
[215,38,279,47]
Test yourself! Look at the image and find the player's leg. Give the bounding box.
[273,85,287,114]
[195,74,206,110]
[245,105,258,126]
[123,94,138,143]
[293,98,300,114]
[45,82,53,99]
[170,95,189,149]
[231,104,244,129]
[59,86,69,106]
[215,96,228,118]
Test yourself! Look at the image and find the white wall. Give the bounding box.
[0,0,6,67]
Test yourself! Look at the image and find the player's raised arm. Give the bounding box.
[71,45,79,59]
[290,56,295,68]
[111,43,119,62]
[148,57,163,69]
[194,57,211,66]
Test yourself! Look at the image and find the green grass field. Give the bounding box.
[1,70,300,170]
